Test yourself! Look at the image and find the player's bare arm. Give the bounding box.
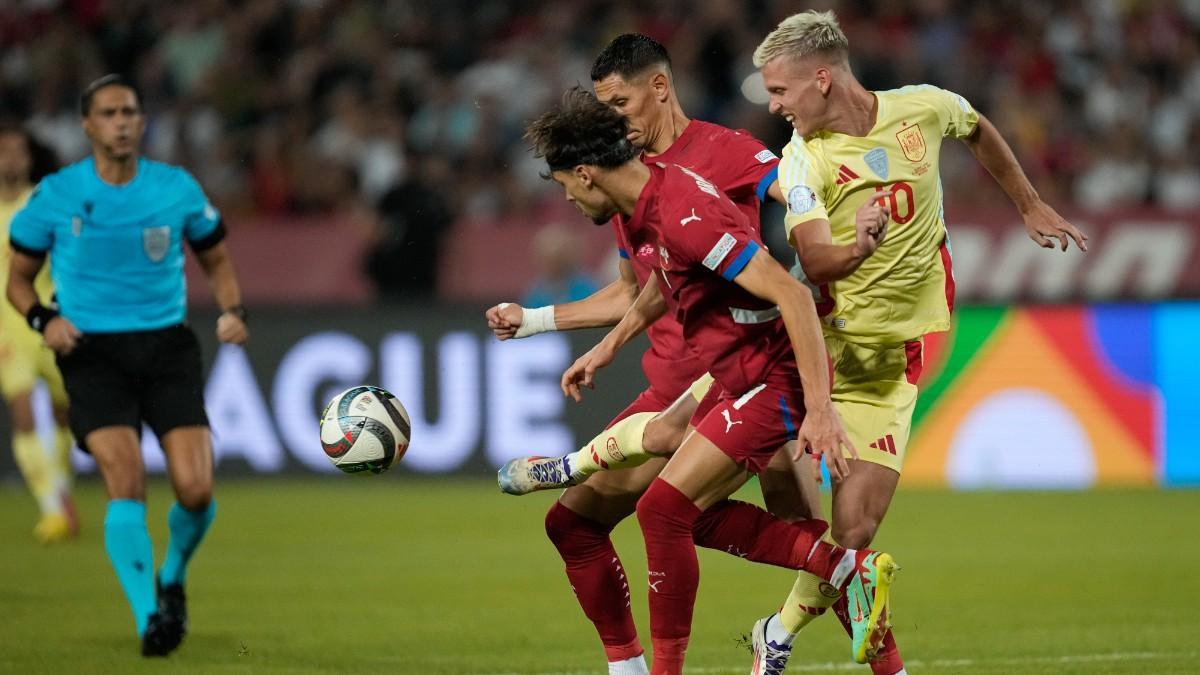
[560,271,667,403]
[6,247,43,317]
[768,178,892,282]
[963,114,1088,252]
[194,241,248,345]
[765,178,785,205]
[486,258,639,340]
[790,189,891,285]
[730,248,857,482]
[6,248,81,355]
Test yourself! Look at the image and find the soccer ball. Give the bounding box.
[320,385,411,474]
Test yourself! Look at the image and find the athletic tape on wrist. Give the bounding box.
[515,305,556,338]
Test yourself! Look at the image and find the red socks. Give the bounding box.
[692,499,832,570]
[544,502,642,662]
[634,482,845,674]
[546,490,889,673]
[635,479,702,674]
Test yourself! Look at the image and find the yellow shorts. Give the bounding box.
[827,335,923,474]
[0,323,68,405]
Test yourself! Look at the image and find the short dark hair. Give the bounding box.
[0,121,59,182]
[80,74,142,116]
[525,87,638,173]
[590,33,672,82]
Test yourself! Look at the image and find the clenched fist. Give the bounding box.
[485,302,524,340]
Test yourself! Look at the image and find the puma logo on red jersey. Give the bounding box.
[721,409,743,433]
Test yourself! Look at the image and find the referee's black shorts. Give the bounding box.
[55,323,209,451]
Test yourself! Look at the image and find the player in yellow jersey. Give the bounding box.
[744,10,1088,673]
[0,122,77,544]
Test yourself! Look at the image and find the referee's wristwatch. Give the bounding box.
[26,303,60,333]
[223,305,249,323]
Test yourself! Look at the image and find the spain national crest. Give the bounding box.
[896,123,927,162]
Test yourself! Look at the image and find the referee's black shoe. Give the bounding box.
[142,581,187,656]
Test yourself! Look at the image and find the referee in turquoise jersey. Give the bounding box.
[6,75,248,657]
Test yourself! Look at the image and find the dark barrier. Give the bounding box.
[0,305,650,478]
[8,302,1198,487]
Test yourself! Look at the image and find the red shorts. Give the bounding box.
[606,385,679,429]
[607,351,706,429]
[690,369,805,475]
[641,346,704,407]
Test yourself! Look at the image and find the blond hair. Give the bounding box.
[753,10,849,68]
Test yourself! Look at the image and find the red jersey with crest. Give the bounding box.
[612,120,780,399]
[616,162,795,396]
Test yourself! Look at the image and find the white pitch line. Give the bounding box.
[478,649,1198,675]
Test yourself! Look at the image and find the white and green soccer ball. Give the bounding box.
[320,386,411,475]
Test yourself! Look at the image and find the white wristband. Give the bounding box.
[514,305,556,338]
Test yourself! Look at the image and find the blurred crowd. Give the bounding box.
[1,0,1199,296]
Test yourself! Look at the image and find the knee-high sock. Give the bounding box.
[636,479,701,675]
[545,502,642,662]
[53,426,74,487]
[569,412,657,478]
[693,504,847,647]
[691,499,831,569]
[778,530,852,636]
[638,483,855,674]
[159,501,217,586]
[104,500,157,636]
[778,571,841,638]
[831,593,905,674]
[691,498,851,580]
[699,500,903,673]
[13,431,63,516]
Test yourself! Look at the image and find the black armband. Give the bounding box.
[188,219,227,253]
[26,304,59,333]
[10,240,48,259]
[223,304,248,323]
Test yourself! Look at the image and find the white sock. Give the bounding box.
[827,549,858,588]
[608,653,649,675]
[765,612,795,646]
[893,670,908,675]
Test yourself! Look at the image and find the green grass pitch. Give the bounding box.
[1,478,1198,674]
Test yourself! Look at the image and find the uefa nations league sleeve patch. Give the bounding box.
[754,149,778,163]
[787,185,817,215]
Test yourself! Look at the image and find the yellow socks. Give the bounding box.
[13,431,64,516]
[568,412,657,478]
[53,426,74,487]
[779,570,842,635]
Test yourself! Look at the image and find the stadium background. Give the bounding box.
[1,2,1199,673]
[2,0,1198,486]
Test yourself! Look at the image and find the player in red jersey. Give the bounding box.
[488,35,842,675]
[492,34,794,496]
[525,87,899,675]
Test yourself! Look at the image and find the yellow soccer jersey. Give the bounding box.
[0,187,55,332]
[778,84,978,344]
